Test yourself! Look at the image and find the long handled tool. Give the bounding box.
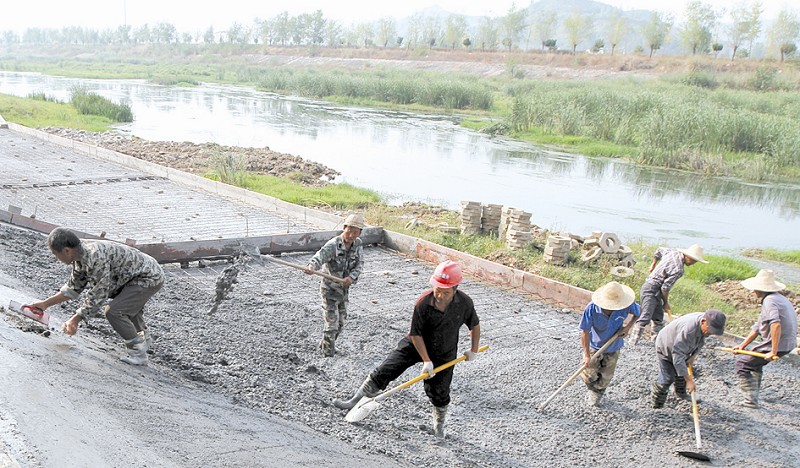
[241,245,346,285]
[677,365,711,462]
[539,329,625,410]
[714,346,794,360]
[345,344,489,423]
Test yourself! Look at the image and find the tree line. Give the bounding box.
[2,1,798,62]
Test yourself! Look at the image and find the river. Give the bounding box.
[1,71,798,253]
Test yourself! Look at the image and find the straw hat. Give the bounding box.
[679,244,708,264]
[592,281,635,311]
[741,269,786,292]
[343,213,366,229]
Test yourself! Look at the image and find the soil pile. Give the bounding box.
[42,127,340,185]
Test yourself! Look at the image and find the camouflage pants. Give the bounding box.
[580,350,620,392]
[320,287,349,336]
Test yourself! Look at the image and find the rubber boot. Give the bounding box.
[649,320,665,342]
[738,372,760,408]
[673,377,701,403]
[586,389,604,407]
[333,377,380,410]
[120,335,148,366]
[629,323,645,346]
[319,331,336,357]
[651,382,670,408]
[139,330,154,355]
[432,405,448,439]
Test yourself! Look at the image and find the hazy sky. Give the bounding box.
[0,0,790,33]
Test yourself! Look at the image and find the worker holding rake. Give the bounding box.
[332,260,481,439]
[306,213,365,357]
[733,269,797,409]
[630,244,708,345]
[579,281,640,407]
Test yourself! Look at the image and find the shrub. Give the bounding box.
[69,87,133,122]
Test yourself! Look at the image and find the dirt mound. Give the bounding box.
[708,280,800,311]
[42,127,340,186]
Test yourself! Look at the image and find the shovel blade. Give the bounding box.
[677,451,711,462]
[8,300,50,326]
[345,397,379,423]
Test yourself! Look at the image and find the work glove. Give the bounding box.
[464,349,478,362]
[421,361,435,379]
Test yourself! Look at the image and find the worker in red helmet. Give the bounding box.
[332,260,481,439]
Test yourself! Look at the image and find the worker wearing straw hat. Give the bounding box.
[629,244,708,345]
[733,269,797,409]
[579,281,641,407]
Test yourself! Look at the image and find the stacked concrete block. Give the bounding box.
[544,235,572,264]
[481,203,503,235]
[460,201,482,235]
[580,230,636,268]
[505,208,532,250]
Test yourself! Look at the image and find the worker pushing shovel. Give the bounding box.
[332,260,481,439]
[540,281,639,410]
[305,213,365,358]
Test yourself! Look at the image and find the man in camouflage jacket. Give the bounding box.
[306,214,365,357]
[31,227,164,366]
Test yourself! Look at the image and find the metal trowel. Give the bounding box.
[8,300,50,326]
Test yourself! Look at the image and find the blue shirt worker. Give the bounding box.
[306,213,365,357]
[579,281,640,407]
[630,244,708,345]
[651,309,726,408]
[733,269,798,408]
[332,260,481,439]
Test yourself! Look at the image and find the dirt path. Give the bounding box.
[2,225,800,467]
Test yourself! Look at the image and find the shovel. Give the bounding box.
[8,300,50,326]
[677,365,711,462]
[345,344,489,423]
[714,346,782,360]
[539,328,626,410]
[240,245,346,285]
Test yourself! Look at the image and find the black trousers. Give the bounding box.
[369,337,455,407]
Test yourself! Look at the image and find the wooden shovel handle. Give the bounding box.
[263,255,347,285]
[688,366,702,449]
[539,329,625,410]
[375,345,490,402]
[714,347,778,360]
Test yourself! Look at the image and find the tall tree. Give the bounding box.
[477,16,498,50]
[203,26,215,44]
[681,0,716,54]
[606,11,628,55]
[355,22,374,48]
[563,9,593,54]
[728,2,751,60]
[444,14,467,49]
[642,11,673,58]
[500,3,528,50]
[325,20,342,47]
[376,17,397,48]
[744,1,763,56]
[768,8,800,62]
[405,13,423,49]
[308,10,326,45]
[534,10,558,51]
[421,15,442,49]
[273,11,290,46]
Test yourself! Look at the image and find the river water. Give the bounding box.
[1,71,798,253]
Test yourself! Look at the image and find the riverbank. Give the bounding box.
[2,44,799,180]
[26,126,797,337]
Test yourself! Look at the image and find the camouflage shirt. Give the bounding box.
[59,240,164,318]
[308,234,363,293]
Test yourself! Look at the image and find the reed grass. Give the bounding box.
[69,87,133,122]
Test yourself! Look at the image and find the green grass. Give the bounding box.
[0,92,115,131]
[683,255,760,284]
[69,87,133,122]
[742,248,800,266]
[206,172,381,209]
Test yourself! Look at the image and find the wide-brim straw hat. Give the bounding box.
[741,269,786,292]
[679,244,709,264]
[592,281,635,311]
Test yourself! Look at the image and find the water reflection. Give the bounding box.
[0,71,797,250]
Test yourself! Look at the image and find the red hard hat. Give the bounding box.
[430,260,462,288]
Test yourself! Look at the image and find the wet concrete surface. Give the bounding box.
[1,128,800,466]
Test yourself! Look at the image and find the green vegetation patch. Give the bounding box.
[742,248,800,267]
[683,254,760,284]
[70,87,133,122]
[0,92,113,132]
